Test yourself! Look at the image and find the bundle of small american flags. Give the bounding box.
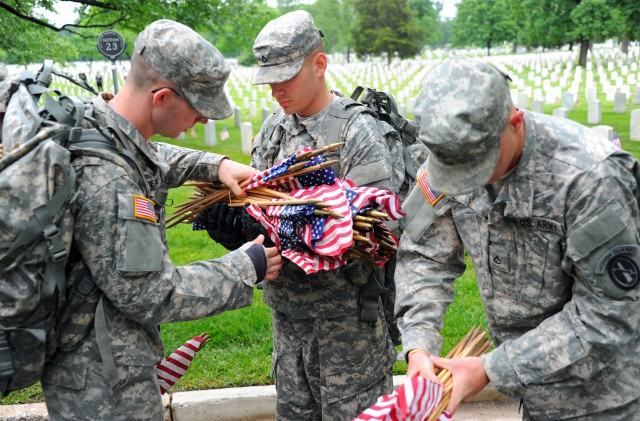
[156,333,210,395]
[353,375,451,421]
[168,143,404,274]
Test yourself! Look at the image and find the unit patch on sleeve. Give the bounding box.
[417,169,443,207]
[596,245,640,291]
[133,194,157,223]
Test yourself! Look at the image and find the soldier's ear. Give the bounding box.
[314,52,327,75]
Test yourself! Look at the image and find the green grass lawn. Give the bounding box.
[2,59,640,405]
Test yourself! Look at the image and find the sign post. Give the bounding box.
[97,30,126,93]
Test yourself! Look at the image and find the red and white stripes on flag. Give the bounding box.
[353,375,452,421]
[156,333,209,395]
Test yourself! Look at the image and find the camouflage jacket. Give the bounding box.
[43,96,258,388]
[251,94,397,319]
[396,111,640,420]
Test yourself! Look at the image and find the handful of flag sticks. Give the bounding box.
[167,143,404,274]
[354,326,493,421]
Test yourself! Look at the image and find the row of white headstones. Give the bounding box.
[20,42,640,149]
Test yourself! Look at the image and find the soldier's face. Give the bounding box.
[151,87,207,137]
[269,53,325,117]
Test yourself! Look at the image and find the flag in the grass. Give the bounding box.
[353,375,451,421]
[156,333,209,395]
[220,125,230,141]
[612,131,622,149]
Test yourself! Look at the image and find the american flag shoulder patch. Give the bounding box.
[134,194,157,222]
[417,170,443,207]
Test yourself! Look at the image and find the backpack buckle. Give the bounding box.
[42,224,67,262]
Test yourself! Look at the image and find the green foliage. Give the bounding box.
[351,0,424,62]
[570,0,620,43]
[452,0,517,55]
[307,0,356,54]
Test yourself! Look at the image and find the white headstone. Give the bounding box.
[517,91,529,109]
[634,86,640,105]
[591,125,614,141]
[561,92,574,111]
[233,107,242,128]
[240,122,253,154]
[588,100,601,124]
[176,132,185,140]
[204,120,217,146]
[631,109,640,141]
[261,107,271,123]
[249,101,257,118]
[553,107,568,119]
[532,99,544,114]
[614,91,627,114]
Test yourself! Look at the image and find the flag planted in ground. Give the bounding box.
[220,125,230,141]
[612,131,622,149]
[156,333,210,395]
[353,375,451,421]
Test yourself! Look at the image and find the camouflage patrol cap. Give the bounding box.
[252,10,323,85]
[414,57,512,195]
[134,19,232,120]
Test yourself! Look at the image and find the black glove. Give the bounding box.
[198,203,245,250]
[241,203,275,247]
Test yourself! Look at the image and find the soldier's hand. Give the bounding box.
[430,355,489,415]
[252,235,281,281]
[197,203,245,250]
[406,350,441,385]
[241,203,275,247]
[218,159,257,198]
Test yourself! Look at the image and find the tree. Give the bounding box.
[308,0,355,57]
[452,0,517,55]
[351,0,424,63]
[516,0,575,51]
[608,0,640,54]
[570,0,619,65]
[0,0,275,64]
[408,0,442,47]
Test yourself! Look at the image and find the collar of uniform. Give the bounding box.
[92,96,171,178]
[502,110,537,219]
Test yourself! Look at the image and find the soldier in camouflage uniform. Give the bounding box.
[396,57,640,420]
[40,19,282,420]
[251,10,398,421]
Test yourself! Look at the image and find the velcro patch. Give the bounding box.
[417,169,443,207]
[133,194,157,222]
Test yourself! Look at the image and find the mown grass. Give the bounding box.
[2,58,639,405]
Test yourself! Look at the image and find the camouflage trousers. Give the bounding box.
[522,396,640,421]
[271,307,396,421]
[42,363,164,420]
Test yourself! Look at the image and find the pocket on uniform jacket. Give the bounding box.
[116,193,163,273]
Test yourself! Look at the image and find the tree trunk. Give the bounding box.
[621,35,629,55]
[486,40,491,56]
[579,38,589,66]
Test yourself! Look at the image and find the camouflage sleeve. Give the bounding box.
[395,182,467,358]
[73,161,256,325]
[154,142,227,187]
[481,158,640,397]
[340,112,394,190]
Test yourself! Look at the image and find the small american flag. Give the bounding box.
[244,148,336,191]
[342,179,405,220]
[612,131,622,149]
[353,375,451,421]
[220,125,230,141]
[134,194,156,222]
[417,170,443,207]
[156,333,209,395]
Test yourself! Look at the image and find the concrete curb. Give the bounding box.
[0,376,512,421]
